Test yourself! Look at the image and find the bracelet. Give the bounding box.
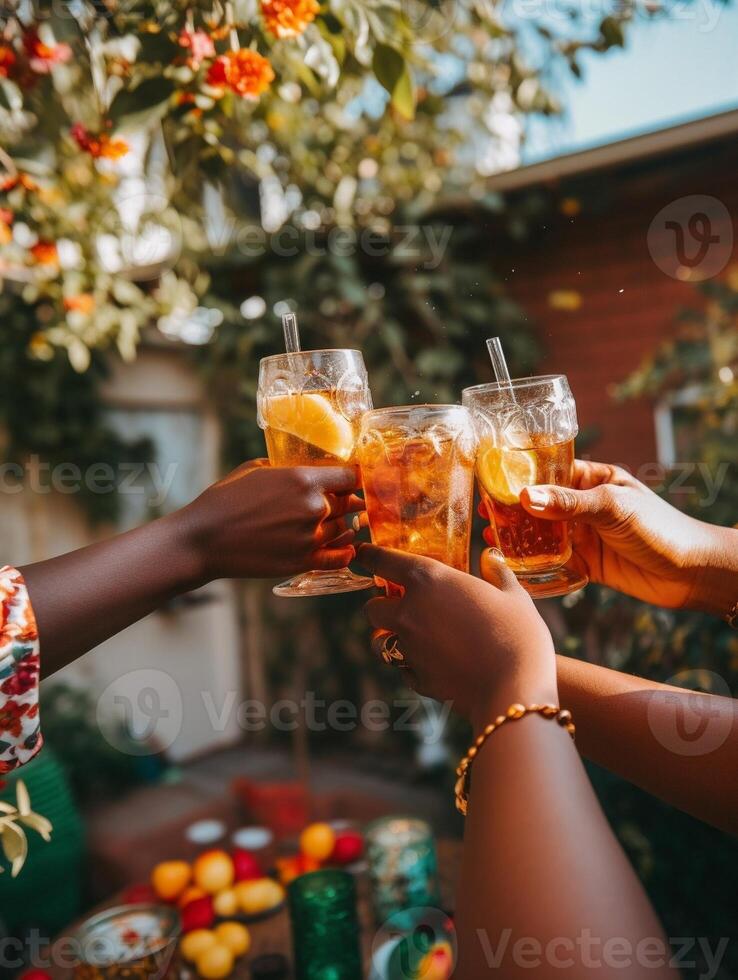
[726,600,738,630]
[455,703,576,816]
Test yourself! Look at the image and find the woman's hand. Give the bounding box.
[358,544,557,726]
[481,459,738,616]
[180,460,363,584]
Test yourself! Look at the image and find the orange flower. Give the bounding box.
[0,172,37,193]
[0,222,11,245]
[30,241,58,265]
[64,294,95,314]
[206,49,274,100]
[70,123,129,159]
[0,44,16,79]
[23,28,72,73]
[261,0,319,38]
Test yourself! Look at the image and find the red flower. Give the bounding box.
[0,700,29,738]
[30,240,58,265]
[178,29,215,69]
[70,123,129,159]
[0,44,16,79]
[23,28,72,74]
[261,0,319,38]
[1,654,40,697]
[206,49,274,100]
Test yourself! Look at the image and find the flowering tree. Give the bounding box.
[0,0,639,373]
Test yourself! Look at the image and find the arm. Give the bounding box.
[358,545,676,978]
[21,462,361,678]
[556,656,738,836]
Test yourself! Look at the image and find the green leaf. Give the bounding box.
[372,44,415,120]
[109,77,176,134]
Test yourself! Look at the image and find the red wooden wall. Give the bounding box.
[499,134,738,473]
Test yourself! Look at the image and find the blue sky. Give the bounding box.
[523,5,738,162]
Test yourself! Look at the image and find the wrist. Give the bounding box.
[158,508,211,593]
[470,665,559,733]
[686,524,738,619]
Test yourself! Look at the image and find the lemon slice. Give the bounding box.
[266,392,354,460]
[477,444,537,505]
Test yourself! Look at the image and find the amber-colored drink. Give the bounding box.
[358,407,476,589]
[477,437,574,573]
[257,348,374,597]
[262,389,365,466]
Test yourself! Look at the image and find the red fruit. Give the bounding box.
[18,971,52,980]
[180,895,215,933]
[329,830,364,866]
[232,848,262,882]
[121,883,159,905]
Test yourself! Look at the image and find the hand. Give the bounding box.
[358,544,557,726]
[180,460,363,583]
[483,459,737,615]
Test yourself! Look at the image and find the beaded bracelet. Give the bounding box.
[455,703,576,816]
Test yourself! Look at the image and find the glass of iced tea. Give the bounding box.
[357,405,477,594]
[257,348,374,597]
[462,375,587,598]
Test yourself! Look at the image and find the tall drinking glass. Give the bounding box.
[257,349,374,597]
[357,405,477,592]
[462,374,588,598]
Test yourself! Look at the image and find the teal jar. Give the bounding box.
[288,869,362,980]
[365,817,440,928]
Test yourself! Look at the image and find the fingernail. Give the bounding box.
[526,487,550,510]
[489,548,506,563]
[352,515,361,532]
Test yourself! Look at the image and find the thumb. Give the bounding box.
[480,548,520,591]
[521,484,618,526]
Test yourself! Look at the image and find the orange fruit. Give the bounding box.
[151,860,191,901]
[195,943,234,980]
[193,850,234,894]
[180,929,216,963]
[234,878,285,916]
[212,887,239,917]
[214,922,251,957]
[178,885,207,908]
[299,823,335,862]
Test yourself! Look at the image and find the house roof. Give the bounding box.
[486,105,738,193]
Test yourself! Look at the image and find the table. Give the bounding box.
[50,839,462,977]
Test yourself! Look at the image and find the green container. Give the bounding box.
[0,750,84,932]
[288,870,362,980]
[365,817,440,930]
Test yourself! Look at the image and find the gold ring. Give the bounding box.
[371,630,406,666]
[380,633,406,666]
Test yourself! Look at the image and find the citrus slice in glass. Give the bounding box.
[477,444,537,505]
[266,393,354,460]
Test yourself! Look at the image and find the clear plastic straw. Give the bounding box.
[282,312,301,353]
[486,337,514,395]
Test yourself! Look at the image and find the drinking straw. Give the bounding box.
[282,312,301,353]
[486,337,513,389]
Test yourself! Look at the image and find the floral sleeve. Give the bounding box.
[0,566,42,773]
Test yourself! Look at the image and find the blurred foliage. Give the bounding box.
[0,291,153,521]
[38,684,163,804]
